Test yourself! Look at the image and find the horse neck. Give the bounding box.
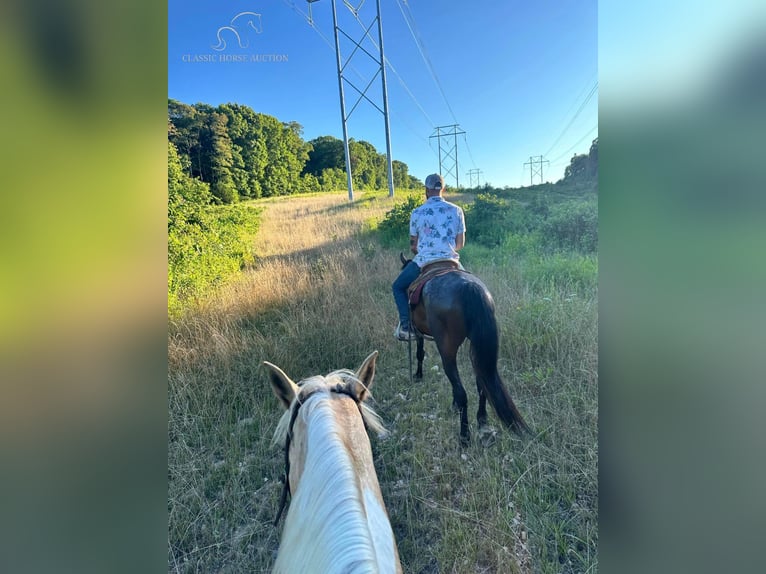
[274,395,400,574]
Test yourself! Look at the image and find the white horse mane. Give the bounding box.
[272,369,387,448]
[271,370,397,573]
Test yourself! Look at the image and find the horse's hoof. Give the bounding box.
[478,426,498,448]
[414,373,423,381]
[459,435,471,447]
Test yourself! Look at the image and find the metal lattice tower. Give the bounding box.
[310,0,395,200]
[466,168,483,188]
[429,124,465,188]
[523,155,550,185]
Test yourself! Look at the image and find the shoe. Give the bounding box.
[393,323,411,341]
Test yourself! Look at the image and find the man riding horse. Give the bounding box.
[392,173,466,341]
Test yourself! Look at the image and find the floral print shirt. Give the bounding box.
[410,196,466,267]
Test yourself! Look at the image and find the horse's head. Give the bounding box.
[264,351,401,571]
[263,352,385,497]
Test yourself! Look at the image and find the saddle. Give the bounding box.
[407,259,461,307]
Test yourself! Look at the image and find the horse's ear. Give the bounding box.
[263,361,299,410]
[354,350,378,402]
[399,252,407,265]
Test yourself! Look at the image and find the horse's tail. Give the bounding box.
[463,281,530,437]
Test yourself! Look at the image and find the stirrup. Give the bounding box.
[411,325,434,342]
[393,323,411,341]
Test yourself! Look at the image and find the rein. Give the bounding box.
[274,383,365,526]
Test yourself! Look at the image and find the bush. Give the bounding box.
[540,198,597,253]
[376,194,423,247]
[168,141,261,315]
[300,173,321,194]
[168,203,261,315]
[319,167,348,192]
[464,193,540,247]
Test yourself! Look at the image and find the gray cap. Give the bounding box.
[425,173,444,190]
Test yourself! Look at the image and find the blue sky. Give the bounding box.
[169,0,597,188]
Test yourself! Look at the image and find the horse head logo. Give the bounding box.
[212,12,263,51]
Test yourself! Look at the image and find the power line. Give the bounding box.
[395,0,459,124]
[544,81,598,158]
[283,0,337,51]
[286,1,453,173]
[461,133,478,169]
[347,10,435,127]
[556,72,597,129]
[282,0,435,158]
[547,125,598,165]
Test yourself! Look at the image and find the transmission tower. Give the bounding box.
[429,124,465,188]
[310,0,394,200]
[523,155,550,185]
[466,168,482,188]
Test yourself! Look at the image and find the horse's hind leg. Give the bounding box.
[415,337,424,380]
[437,343,470,445]
[476,389,488,428]
[470,347,497,446]
[470,350,488,428]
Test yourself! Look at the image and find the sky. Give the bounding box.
[600,0,766,109]
[168,0,598,188]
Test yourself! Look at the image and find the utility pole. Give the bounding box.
[523,155,550,185]
[429,124,465,188]
[320,0,395,200]
[466,168,482,188]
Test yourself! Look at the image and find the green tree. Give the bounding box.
[319,167,348,191]
[392,160,412,189]
[349,139,380,189]
[168,99,204,178]
[168,140,211,229]
[257,115,311,196]
[304,135,345,176]
[219,103,269,199]
[170,99,416,198]
[588,137,598,179]
[562,138,598,183]
[202,111,238,203]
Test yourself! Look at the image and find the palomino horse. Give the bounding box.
[400,253,530,445]
[264,351,402,573]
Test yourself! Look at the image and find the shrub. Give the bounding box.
[540,198,597,253]
[168,203,261,315]
[168,142,261,315]
[300,173,321,194]
[463,193,543,247]
[376,194,423,247]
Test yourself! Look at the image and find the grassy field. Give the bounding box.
[168,191,598,573]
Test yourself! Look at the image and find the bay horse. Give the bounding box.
[264,351,402,573]
[400,253,530,445]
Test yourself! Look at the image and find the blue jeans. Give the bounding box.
[392,260,421,327]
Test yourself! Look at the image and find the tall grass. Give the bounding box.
[168,191,597,573]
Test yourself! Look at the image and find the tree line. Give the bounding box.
[168,99,421,203]
[562,137,598,183]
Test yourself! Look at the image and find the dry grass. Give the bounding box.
[168,191,597,573]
